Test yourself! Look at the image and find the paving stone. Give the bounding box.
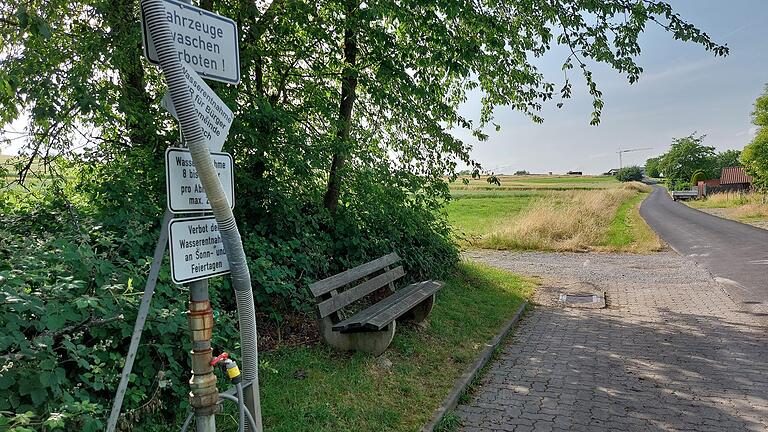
[456,251,768,432]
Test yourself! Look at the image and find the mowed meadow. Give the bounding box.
[446,175,662,252]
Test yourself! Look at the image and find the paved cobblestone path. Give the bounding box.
[456,251,768,432]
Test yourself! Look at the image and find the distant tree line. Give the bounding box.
[614,166,643,182]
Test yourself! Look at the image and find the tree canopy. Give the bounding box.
[743,85,768,189]
[652,134,741,187]
[715,149,742,171]
[615,165,643,182]
[657,134,716,184]
[645,156,662,178]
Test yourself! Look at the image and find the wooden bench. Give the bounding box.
[309,253,443,356]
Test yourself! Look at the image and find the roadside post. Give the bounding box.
[107,1,262,431]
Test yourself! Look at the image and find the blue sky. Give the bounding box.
[454,0,768,174]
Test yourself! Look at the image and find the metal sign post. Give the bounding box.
[108,1,261,431]
[106,210,173,432]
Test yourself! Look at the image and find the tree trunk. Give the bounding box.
[323,3,358,213]
[105,0,154,150]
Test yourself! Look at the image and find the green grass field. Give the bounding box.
[446,191,543,239]
[445,176,661,252]
[1,154,63,194]
[1,154,16,185]
[218,262,534,432]
[451,174,619,192]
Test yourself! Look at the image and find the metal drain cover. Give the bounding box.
[559,294,599,303]
[558,292,606,308]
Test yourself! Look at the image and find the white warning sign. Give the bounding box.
[165,148,234,213]
[168,216,230,284]
[141,0,240,84]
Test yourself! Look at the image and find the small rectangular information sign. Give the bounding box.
[168,216,230,284]
[165,148,234,213]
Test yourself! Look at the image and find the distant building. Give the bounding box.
[720,167,752,189]
[566,171,582,175]
[700,167,752,196]
[603,168,619,176]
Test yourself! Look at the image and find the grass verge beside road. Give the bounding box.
[601,193,663,252]
[687,191,768,229]
[251,262,534,432]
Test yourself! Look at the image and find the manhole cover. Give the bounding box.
[558,292,606,308]
[559,294,599,303]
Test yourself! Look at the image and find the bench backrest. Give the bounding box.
[309,253,404,319]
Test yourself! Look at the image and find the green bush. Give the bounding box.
[691,170,707,185]
[614,166,643,182]
[645,157,661,178]
[0,157,458,430]
[667,179,691,191]
[0,187,237,430]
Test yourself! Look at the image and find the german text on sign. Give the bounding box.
[168,216,230,284]
[161,63,234,152]
[165,148,234,213]
[141,0,240,84]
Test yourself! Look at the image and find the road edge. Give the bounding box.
[421,300,529,432]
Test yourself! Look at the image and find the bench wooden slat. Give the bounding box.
[332,280,443,332]
[334,282,428,331]
[309,252,401,297]
[316,266,405,318]
[365,281,442,330]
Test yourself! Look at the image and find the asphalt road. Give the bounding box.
[640,185,768,319]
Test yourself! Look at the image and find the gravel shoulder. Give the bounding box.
[456,250,768,432]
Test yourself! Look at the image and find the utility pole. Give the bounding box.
[179,5,216,432]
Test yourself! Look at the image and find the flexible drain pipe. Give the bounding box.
[140,1,262,429]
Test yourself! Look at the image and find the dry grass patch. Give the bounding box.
[690,191,768,208]
[479,182,654,251]
[731,203,768,220]
[688,191,768,226]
